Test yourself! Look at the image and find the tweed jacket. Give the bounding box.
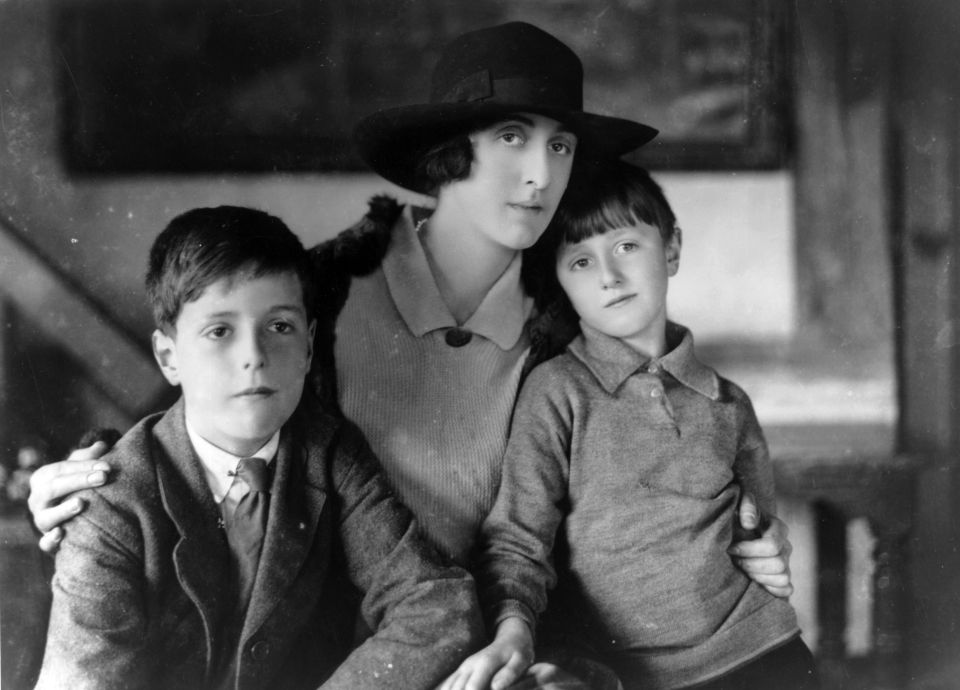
[306,195,578,414]
[35,397,484,690]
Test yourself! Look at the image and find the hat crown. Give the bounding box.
[429,21,583,110]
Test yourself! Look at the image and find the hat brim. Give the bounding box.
[353,101,658,194]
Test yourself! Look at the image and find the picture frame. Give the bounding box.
[56,0,790,174]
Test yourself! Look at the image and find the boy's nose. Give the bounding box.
[599,262,623,289]
[242,334,267,369]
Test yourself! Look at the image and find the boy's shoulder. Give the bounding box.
[92,408,173,498]
[283,397,364,486]
[517,347,598,406]
[65,407,178,544]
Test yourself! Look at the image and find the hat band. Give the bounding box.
[435,70,583,110]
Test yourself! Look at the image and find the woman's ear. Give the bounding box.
[152,329,181,386]
[305,320,316,371]
[666,227,682,276]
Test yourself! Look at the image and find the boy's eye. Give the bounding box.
[570,257,592,270]
[268,320,295,334]
[615,241,640,254]
[204,326,230,339]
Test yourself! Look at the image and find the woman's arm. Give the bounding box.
[729,390,794,599]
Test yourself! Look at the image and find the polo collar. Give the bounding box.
[568,321,720,399]
[382,207,531,350]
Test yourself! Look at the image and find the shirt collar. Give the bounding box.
[568,321,720,399]
[185,420,279,504]
[381,207,532,350]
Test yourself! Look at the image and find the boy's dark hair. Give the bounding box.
[551,159,677,246]
[145,206,316,332]
[523,160,678,334]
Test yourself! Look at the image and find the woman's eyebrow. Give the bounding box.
[497,114,576,137]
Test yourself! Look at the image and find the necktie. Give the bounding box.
[225,457,271,608]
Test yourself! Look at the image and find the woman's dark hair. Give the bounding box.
[145,206,316,332]
[413,133,475,195]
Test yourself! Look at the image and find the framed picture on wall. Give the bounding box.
[56,0,790,174]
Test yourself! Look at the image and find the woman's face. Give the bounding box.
[442,112,577,252]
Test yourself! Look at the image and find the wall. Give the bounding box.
[1,1,795,346]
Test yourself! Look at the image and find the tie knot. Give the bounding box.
[236,457,271,493]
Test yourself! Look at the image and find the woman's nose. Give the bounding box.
[524,148,551,190]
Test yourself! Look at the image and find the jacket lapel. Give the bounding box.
[242,425,327,640]
[153,399,231,670]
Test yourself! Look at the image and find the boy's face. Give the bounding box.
[152,271,315,457]
[443,112,577,252]
[556,222,681,358]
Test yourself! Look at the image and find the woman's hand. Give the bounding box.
[29,441,112,553]
[439,617,534,690]
[729,492,794,598]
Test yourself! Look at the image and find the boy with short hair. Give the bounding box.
[35,206,483,690]
[446,162,816,690]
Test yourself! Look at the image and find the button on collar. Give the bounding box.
[445,327,473,347]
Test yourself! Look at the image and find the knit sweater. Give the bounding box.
[307,196,574,564]
[477,322,799,689]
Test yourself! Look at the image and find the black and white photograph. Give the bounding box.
[1,1,957,688]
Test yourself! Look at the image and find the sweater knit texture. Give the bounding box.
[477,322,799,689]
[333,206,532,563]
[307,197,573,565]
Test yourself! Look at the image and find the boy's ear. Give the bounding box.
[152,329,181,386]
[666,227,682,276]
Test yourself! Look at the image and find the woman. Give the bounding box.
[30,20,793,686]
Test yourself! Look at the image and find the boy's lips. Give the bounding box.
[234,387,276,398]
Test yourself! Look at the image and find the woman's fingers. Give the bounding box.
[28,441,112,538]
[38,526,64,555]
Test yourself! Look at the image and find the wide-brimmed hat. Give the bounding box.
[353,21,658,193]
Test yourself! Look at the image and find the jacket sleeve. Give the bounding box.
[34,492,150,690]
[319,419,485,690]
[473,366,572,636]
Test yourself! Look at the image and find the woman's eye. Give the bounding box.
[500,131,523,145]
[269,321,294,334]
[551,140,575,155]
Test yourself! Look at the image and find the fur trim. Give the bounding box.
[307,196,403,410]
